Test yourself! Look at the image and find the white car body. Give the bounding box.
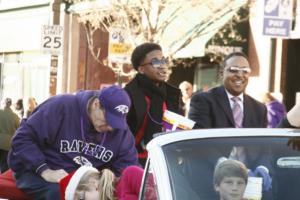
[139,128,300,200]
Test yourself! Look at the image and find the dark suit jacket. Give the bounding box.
[124,76,182,137]
[188,86,268,128]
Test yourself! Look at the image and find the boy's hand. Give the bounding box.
[41,168,68,183]
[255,166,272,191]
[248,166,272,192]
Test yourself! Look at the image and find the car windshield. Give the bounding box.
[162,136,300,200]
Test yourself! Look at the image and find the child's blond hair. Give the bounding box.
[76,168,116,200]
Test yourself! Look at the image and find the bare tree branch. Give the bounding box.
[84,23,103,65]
[68,0,250,78]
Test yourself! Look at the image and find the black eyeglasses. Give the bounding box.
[226,66,251,75]
[141,57,169,68]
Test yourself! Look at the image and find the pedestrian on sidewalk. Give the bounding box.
[0,98,20,173]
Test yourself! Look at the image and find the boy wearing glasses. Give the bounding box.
[124,42,182,166]
[7,85,138,200]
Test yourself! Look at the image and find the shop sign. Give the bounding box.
[108,28,133,64]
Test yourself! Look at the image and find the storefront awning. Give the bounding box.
[0,5,50,52]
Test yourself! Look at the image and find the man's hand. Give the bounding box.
[41,168,68,183]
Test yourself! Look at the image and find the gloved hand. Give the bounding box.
[248,166,272,192]
[255,166,272,191]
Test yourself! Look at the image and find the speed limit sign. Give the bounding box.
[41,25,64,55]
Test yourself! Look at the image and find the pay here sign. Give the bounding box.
[263,0,294,37]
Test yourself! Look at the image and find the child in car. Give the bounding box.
[213,159,248,200]
[59,165,144,200]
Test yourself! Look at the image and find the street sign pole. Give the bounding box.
[50,0,61,96]
[108,27,133,85]
[262,0,294,93]
[269,38,276,92]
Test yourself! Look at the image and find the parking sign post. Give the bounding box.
[42,0,62,96]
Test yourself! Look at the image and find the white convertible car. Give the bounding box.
[138,128,300,200]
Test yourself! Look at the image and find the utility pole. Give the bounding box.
[0,60,2,101]
[49,0,62,96]
[268,38,276,92]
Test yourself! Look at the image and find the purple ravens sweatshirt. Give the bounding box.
[8,90,138,176]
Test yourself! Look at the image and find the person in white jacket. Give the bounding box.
[277,102,300,128]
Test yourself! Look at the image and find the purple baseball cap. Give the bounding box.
[98,85,131,130]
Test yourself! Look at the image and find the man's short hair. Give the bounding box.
[213,159,248,186]
[222,51,249,69]
[131,42,162,70]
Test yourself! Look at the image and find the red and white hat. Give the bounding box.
[59,166,98,200]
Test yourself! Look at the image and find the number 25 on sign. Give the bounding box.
[41,25,64,55]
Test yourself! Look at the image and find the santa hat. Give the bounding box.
[59,166,98,200]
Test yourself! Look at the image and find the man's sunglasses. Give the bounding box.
[226,66,251,75]
[141,57,169,68]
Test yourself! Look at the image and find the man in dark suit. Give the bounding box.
[188,52,270,199]
[189,52,267,128]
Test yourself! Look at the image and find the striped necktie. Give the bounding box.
[231,96,243,128]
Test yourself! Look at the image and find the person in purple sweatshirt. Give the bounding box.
[8,85,139,200]
[263,92,286,128]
